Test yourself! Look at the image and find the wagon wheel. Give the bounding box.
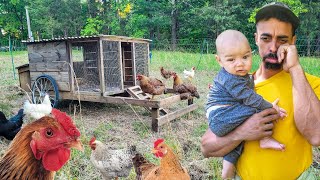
[32,75,60,108]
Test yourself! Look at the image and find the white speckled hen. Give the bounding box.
[89,137,136,180]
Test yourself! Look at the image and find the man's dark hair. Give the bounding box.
[255,2,300,36]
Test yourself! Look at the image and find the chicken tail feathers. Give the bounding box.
[128,145,137,156]
[9,109,25,125]
[132,153,156,180]
[192,91,200,99]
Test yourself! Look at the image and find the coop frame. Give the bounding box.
[17,35,198,132]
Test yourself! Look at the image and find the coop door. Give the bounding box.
[134,43,149,80]
[102,40,123,94]
[121,42,134,87]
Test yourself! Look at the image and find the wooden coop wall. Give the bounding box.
[28,41,70,91]
[102,40,122,94]
[71,42,100,92]
[134,43,149,77]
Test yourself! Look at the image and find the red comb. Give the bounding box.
[154,138,164,148]
[89,136,96,145]
[51,108,80,137]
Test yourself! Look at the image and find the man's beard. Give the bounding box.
[262,53,283,70]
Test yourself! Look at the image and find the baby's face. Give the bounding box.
[217,41,252,76]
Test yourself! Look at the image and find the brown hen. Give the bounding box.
[0,108,83,180]
[136,74,166,100]
[160,67,175,79]
[172,73,200,100]
[133,138,190,180]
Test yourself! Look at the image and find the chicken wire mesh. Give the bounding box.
[72,42,100,92]
[102,40,122,93]
[135,43,149,77]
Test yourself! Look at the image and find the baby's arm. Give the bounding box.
[223,77,272,109]
[272,98,287,119]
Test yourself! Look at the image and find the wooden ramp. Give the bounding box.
[126,86,198,132]
[126,86,168,115]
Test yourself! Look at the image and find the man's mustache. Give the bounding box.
[263,53,278,61]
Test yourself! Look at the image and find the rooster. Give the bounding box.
[132,138,190,180]
[136,74,166,100]
[160,67,175,79]
[0,109,24,140]
[172,73,200,100]
[183,67,195,81]
[89,137,136,180]
[0,108,83,180]
[24,94,52,119]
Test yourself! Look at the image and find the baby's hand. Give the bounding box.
[272,98,287,120]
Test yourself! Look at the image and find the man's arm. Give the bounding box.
[279,45,320,146]
[290,66,320,145]
[201,108,279,157]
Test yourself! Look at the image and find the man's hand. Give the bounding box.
[201,108,280,157]
[277,43,300,72]
[235,108,280,141]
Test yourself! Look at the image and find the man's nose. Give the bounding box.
[269,40,278,53]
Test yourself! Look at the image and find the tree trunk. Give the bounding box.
[171,0,177,51]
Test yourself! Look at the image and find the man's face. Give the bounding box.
[255,18,296,70]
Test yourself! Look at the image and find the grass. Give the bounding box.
[0,50,320,179]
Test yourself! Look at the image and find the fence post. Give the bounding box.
[9,36,16,79]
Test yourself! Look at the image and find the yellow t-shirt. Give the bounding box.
[237,70,320,180]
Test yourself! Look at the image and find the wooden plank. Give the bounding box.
[30,71,69,82]
[59,92,161,108]
[28,42,68,65]
[30,71,70,91]
[156,104,198,127]
[29,61,69,72]
[67,42,75,93]
[99,39,106,94]
[151,108,160,132]
[126,86,168,116]
[159,94,182,107]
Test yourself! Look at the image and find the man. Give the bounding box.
[201,2,320,179]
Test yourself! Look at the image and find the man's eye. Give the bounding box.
[261,37,270,41]
[279,39,288,44]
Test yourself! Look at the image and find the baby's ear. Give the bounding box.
[215,54,223,67]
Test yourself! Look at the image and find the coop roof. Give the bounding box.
[22,35,152,43]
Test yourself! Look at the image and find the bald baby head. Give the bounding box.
[216,30,250,56]
[214,30,253,76]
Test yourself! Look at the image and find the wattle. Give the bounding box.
[42,147,71,171]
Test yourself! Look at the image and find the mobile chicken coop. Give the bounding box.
[17,35,198,131]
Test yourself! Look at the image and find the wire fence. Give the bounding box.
[152,37,320,58]
[1,38,319,58]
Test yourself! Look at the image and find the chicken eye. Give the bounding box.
[45,128,54,137]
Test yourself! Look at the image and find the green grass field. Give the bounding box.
[0,50,320,179]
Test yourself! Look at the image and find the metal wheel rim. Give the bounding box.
[32,76,57,107]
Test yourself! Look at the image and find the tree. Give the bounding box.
[0,0,29,39]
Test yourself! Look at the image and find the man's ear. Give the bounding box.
[254,32,258,45]
[292,35,297,45]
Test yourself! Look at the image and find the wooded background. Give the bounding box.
[0,0,319,56]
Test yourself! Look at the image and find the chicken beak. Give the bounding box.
[151,148,157,154]
[65,138,84,152]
